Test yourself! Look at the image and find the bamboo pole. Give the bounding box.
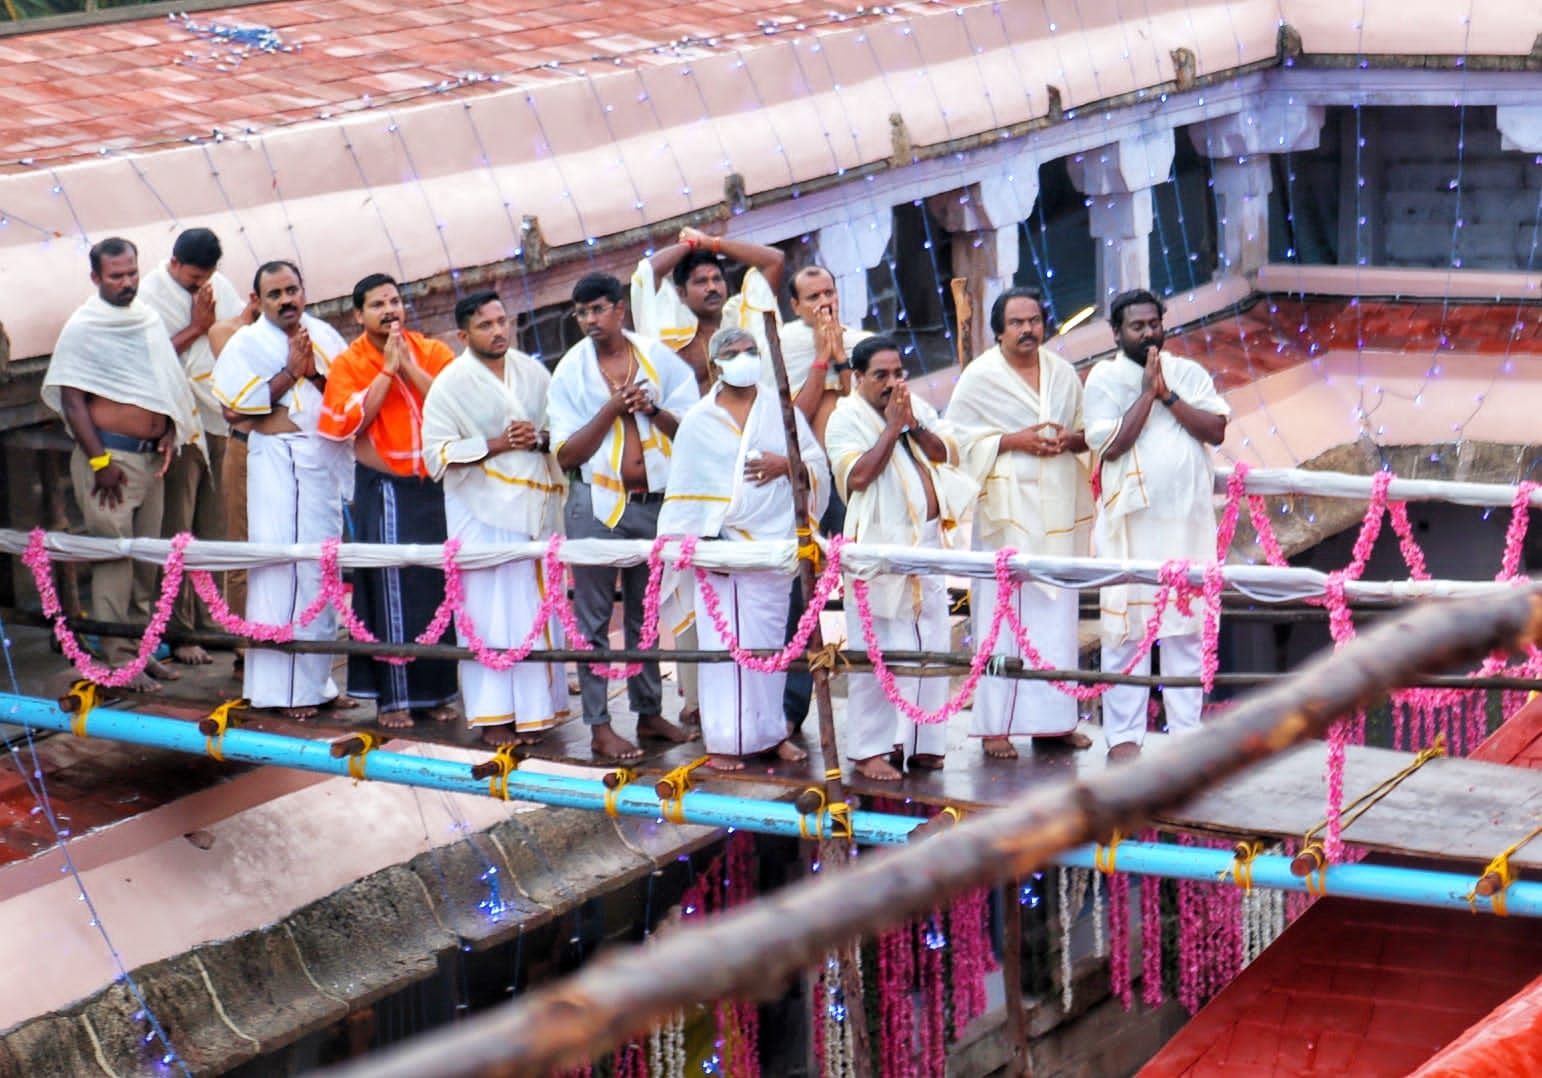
[950,278,974,367]
[336,585,1542,1078]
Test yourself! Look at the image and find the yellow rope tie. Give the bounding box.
[805,640,848,675]
[657,757,708,824]
[203,698,246,762]
[604,767,635,818]
[1302,734,1448,848]
[485,745,522,801]
[827,801,853,840]
[798,787,828,840]
[62,680,99,739]
[1095,830,1123,875]
[824,767,842,783]
[938,806,965,826]
[344,733,382,782]
[1221,839,1269,891]
[1465,824,1542,917]
[1293,841,1329,897]
[795,526,823,573]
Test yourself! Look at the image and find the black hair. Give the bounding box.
[253,260,303,295]
[171,228,222,270]
[989,286,1047,336]
[572,272,624,306]
[1108,289,1164,332]
[455,290,503,330]
[89,236,137,276]
[850,334,902,373]
[671,249,725,289]
[351,272,399,311]
[790,264,835,303]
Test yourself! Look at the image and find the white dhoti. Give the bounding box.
[844,560,951,763]
[448,497,568,731]
[694,570,790,757]
[244,431,343,709]
[970,579,1080,738]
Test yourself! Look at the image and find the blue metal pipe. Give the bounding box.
[3,693,1535,918]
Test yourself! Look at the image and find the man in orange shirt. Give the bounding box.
[321,274,459,729]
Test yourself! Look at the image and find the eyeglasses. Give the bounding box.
[572,301,617,323]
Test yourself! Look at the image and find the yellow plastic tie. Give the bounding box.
[1464,824,1542,917]
[827,801,853,840]
[795,526,823,573]
[62,680,99,739]
[1294,841,1329,897]
[1095,830,1123,876]
[604,767,635,818]
[657,757,708,824]
[824,767,843,783]
[485,745,522,801]
[203,698,246,762]
[1221,839,1269,892]
[798,787,828,840]
[938,806,965,826]
[806,640,848,675]
[344,733,382,782]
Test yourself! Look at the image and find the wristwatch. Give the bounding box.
[1162,391,1179,407]
[832,359,853,373]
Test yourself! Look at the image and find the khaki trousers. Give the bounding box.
[70,447,165,666]
[161,434,227,633]
[221,434,249,623]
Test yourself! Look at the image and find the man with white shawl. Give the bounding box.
[211,261,353,719]
[777,265,870,445]
[138,227,246,665]
[660,327,828,771]
[422,292,569,746]
[826,336,978,781]
[42,237,205,693]
[948,288,1095,759]
[1083,289,1230,760]
[630,226,785,728]
[549,272,701,762]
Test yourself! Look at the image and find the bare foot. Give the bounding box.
[591,723,644,761]
[322,694,361,712]
[907,753,945,771]
[678,707,701,727]
[774,739,809,763]
[278,705,319,720]
[982,736,1018,760]
[566,672,580,695]
[1106,741,1142,763]
[146,658,182,682]
[378,709,414,729]
[123,670,163,694]
[854,755,903,782]
[637,713,698,744]
[417,705,459,723]
[705,754,745,772]
[482,726,544,747]
[172,644,213,666]
[1034,730,1093,750]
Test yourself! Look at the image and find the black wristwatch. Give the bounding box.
[1162,391,1179,407]
[832,359,853,373]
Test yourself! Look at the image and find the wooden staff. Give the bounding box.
[950,277,974,367]
[333,581,1542,1078]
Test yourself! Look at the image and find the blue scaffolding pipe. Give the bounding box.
[2,693,1537,918]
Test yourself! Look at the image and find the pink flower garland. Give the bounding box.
[24,529,189,688]
[878,924,915,1078]
[948,888,993,1035]
[917,913,947,1078]
[1140,857,1165,1008]
[1108,870,1132,1011]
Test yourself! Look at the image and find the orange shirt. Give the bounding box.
[320,331,455,477]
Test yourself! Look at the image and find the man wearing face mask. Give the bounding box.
[1083,289,1230,760]
[660,327,828,772]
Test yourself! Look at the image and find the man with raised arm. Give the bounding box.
[826,336,977,781]
[138,226,246,666]
[320,274,460,730]
[548,272,701,762]
[422,291,569,746]
[660,327,828,772]
[212,261,354,720]
[42,237,204,693]
[1083,289,1230,760]
[948,287,1095,760]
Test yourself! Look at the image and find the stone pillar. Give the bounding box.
[816,209,892,325]
[1497,105,1542,152]
[1191,105,1325,276]
[1067,129,1175,311]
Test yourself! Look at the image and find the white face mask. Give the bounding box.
[715,350,761,388]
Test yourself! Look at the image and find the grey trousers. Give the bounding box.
[564,479,663,726]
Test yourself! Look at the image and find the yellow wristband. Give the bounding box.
[89,452,112,472]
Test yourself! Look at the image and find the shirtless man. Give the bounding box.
[548,273,701,761]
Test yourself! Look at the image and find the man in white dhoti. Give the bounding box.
[549,273,701,761]
[42,237,205,693]
[212,261,355,719]
[138,227,246,665]
[422,291,569,745]
[660,327,829,771]
[631,226,786,728]
[826,336,978,781]
[948,288,1095,759]
[1084,289,1230,760]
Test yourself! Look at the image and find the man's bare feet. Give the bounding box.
[171,644,213,666]
[378,709,413,729]
[566,672,581,696]
[854,754,903,782]
[278,705,319,720]
[123,670,163,694]
[418,705,459,723]
[907,753,945,771]
[982,736,1018,760]
[678,707,701,727]
[774,739,809,763]
[1035,730,1094,750]
[145,658,182,682]
[705,753,745,772]
[1106,741,1142,763]
[591,723,644,761]
[637,713,698,744]
[482,726,544,747]
[322,694,361,711]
